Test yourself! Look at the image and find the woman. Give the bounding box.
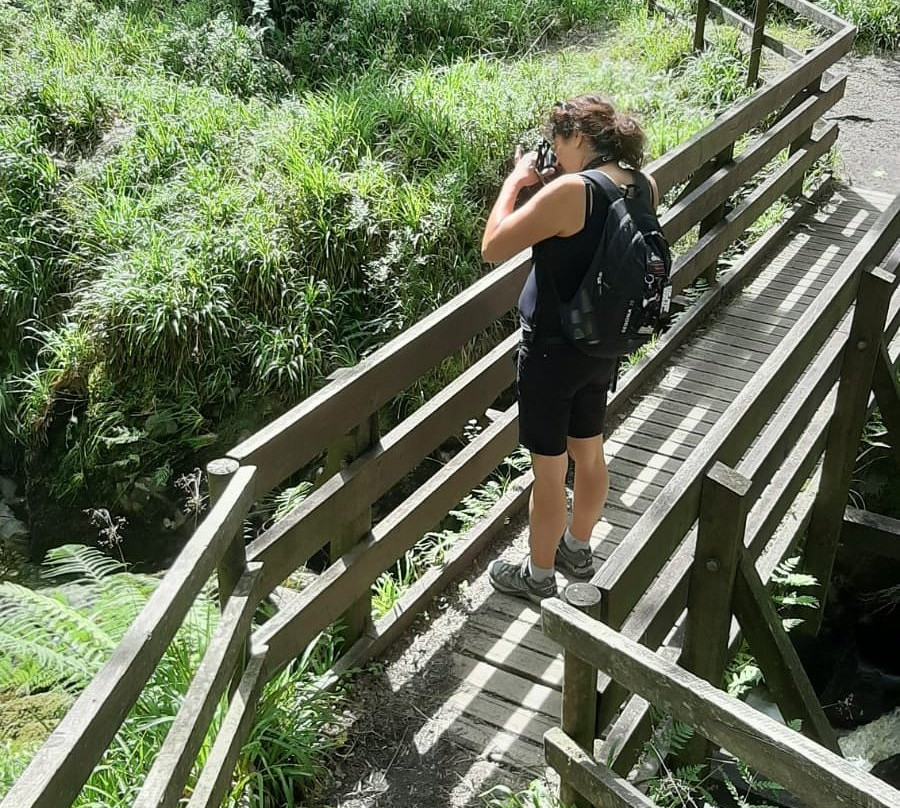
[481,94,658,603]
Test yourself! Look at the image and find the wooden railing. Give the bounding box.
[542,597,900,808]
[1,1,875,805]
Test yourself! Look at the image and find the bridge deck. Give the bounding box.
[329,186,896,801]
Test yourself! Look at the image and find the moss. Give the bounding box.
[0,689,72,746]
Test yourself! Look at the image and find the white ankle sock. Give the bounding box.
[564,527,588,552]
[528,558,555,582]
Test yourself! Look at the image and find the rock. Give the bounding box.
[0,476,17,503]
[0,502,27,544]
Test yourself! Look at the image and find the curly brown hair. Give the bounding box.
[543,94,646,168]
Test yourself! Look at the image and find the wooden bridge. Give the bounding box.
[5,1,900,807]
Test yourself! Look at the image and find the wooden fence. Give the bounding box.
[0,0,878,806]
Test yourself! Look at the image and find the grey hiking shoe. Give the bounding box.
[555,538,595,579]
[488,558,557,604]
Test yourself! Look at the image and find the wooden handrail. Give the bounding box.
[542,599,900,808]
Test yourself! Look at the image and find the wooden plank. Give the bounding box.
[327,471,533,681]
[723,305,802,330]
[695,327,783,354]
[654,374,746,403]
[616,417,708,447]
[682,337,766,366]
[228,257,528,497]
[459,631,565,689]
[0,465,258,808]
[732,551,841,753]
[450,652,562,718]
[647,26,854,194]
[673,354,759,381]
[448,713,545,773]
[707,318,787,346]
[673,125,839,289]
[208,458,249,609]
[747,0,771,87]
[605,443,684,475]
[134,565,263,808]
[804,267,897,632]
[186,647,268,808]
[445,685,558,747]
[541,599,900,808]
[255,405,520,674]
[840,507,900,561]
[247,333,518,595]
[545,727,658,808]
[611,430,695,462]
[628,392,727,422]
[468,608,563,659]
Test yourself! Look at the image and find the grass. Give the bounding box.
[0,0,741,513]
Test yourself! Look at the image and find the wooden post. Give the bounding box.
[207,458,248,609]
[324,408,380,648]
[557,583,603,808]
[802,266,895,634]
[680,462,751,765]
[872,341,900,469]
[732,552,841,753]
[698,143,735,284]
[785,77,822,199]
[694,0,709,52]
[747,0,770,88]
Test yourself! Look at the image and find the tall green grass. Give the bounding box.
[0,0,745,511]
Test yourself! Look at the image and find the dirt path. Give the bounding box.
[829,53,900,194]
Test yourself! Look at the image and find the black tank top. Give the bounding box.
[518,170,653,338]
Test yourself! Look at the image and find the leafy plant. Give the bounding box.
[0,544,343,807]
[481,778,569,808]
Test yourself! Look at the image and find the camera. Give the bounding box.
[535,139,557,173]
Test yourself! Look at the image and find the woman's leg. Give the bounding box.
[566,434,608,541]
[529,451,569,568]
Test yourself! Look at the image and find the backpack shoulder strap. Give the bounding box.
[581,168,625,204]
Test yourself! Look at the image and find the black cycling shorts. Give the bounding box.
[517,339,615,457]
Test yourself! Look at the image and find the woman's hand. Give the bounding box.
[508,145,559,190]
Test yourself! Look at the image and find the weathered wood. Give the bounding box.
[674,124,838,289]
[326,471,534,683]
[732,551,841,753]
[681,464,752,764]
[327,413,379,647]
[661,80,845,246]
[460,629,565,688]
[777,0,850,32]
[229,257,528,498]
[186,646,268,808]
[255,406,520,675]
[559,584,603,808]
[694,0,709,51]
[247,333,518,595]
[545,727,658,808]
[208,458,247,609]
[647,26,854,194]
[707,0,804,61]
[542,599,900,808]
[804,267,897,633]
[840,506,900,561]
[595,191,900,631]
[872,341,900,467]
[0,465,257,808]
[134,564,263,808]
[747,0,770,88]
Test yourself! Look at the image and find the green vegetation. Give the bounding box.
[0,0,751,523]
[0,545,342,806]
[818,0,900,50]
